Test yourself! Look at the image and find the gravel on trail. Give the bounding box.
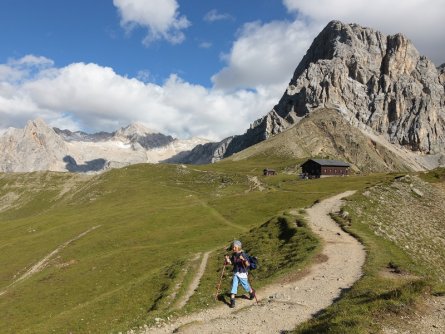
[143,191,365,333]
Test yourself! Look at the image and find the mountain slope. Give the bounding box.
[0,161,394,333]
[0,119,68,172]
[228,109,429,172]
[0,120,208,172]
[272,20,445,153]
[179,20,445,169]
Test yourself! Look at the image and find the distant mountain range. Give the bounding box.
[0,119,208,172]
[172,20,445,171]
[1,20,444,173]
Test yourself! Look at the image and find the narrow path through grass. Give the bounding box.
[176,252,211,309]
[143,191,365,333]
[0,225,101,296]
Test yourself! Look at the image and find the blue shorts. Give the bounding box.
[231,273,251,294]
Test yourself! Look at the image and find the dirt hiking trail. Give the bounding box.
[143,191,365,333]
[175,252,211,309]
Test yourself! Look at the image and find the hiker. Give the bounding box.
[224,240,255,308]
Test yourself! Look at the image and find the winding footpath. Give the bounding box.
[145,191,365,333]
[175,252,211,309]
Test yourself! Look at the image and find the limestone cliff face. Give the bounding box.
[269,21,445,154]
[165,137,233,164]
[439,63,445,86]
[229,109,432,173]
[112,123,175,149]
[181,21,445,164]
[0,119,68,172]
[0,120,208,172]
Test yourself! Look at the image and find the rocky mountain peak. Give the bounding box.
[22,118,65,149]
[111,122,174,150]
[0,119,208,172]
[115,122,156,138]
[292,21,384,81]
[272,20,445,154]
[24,118,53,133]
[0,118,68,172]
[176,21,445,167]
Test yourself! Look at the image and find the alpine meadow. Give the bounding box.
[1,1,445,333]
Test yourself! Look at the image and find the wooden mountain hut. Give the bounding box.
[301,159,350,178]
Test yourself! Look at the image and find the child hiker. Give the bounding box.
[224,240,255,308]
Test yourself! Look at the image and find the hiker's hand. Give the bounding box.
[239,255,244,261]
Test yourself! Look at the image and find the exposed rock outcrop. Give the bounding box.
[439,63,445,86]
[273,21,445,154]
[0,119,68,172]
[54,128,114,142]
[112,123,175,149]
[228,109,436,172]
[165,137,233,164]
[178,21,445,167]
[0,120,208,173]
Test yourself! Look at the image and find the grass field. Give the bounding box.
[294,170,445,333]
[0,158,398,333]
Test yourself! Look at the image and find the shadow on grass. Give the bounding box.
[278,217,296,242]
[309,286,354,320]
[216,293,230,307]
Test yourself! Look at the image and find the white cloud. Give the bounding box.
[199,41,212,49]
[283,0,445,64]
[0,55,54,83]
[0,57,279,140]
[113,0,190,45]
[0,65,23,83]
[212,19,320,90]
[204,9,234,23]
[9,55,54,67]
[3,1,445,142]
[213,0,445,92]
[136,69,153,83]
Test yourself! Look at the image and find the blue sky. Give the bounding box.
[0,0,289,87]
[0,0,444,140]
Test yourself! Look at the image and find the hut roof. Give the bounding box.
[305,159,350,167]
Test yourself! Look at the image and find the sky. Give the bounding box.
[0,0,444,140]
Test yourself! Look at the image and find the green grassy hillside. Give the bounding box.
[0,159,395,333]
[294,171,445,333]
[226,109,417,173]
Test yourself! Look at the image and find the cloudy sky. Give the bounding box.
[0,0,444,140]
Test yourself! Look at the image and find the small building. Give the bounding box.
[263,168,277,176]
[301,159,350,178]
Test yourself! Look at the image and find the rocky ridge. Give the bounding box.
[275,21,445,154]
[112,123,175,149]
[179,21,445,169]
[228,109,433,173]
[0,119,208,173]
[0,119,68,172]
[53,128,114,142]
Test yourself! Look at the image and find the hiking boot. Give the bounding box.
[249,289,256,300]
[230,298,235,308]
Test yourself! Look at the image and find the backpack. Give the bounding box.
[247,254,258,270]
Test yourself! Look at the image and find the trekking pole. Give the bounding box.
[248,274,259,304]
[214,262,227,301]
